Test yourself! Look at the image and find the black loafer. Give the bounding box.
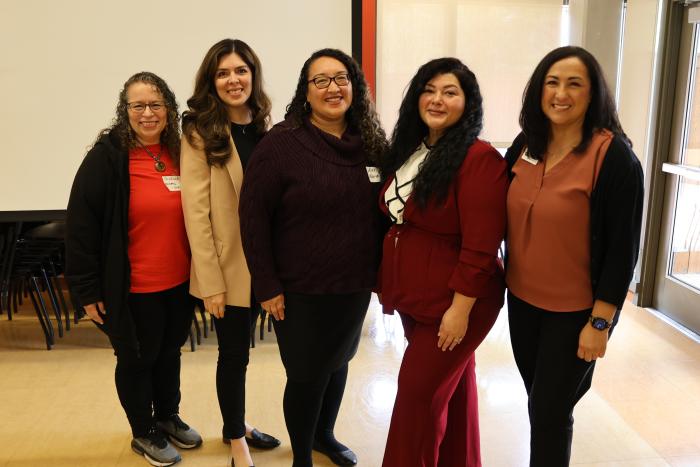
[313,440,357,466]
[222,429,280,450]
[245,428,281,450]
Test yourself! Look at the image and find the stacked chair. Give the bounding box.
[1,221,74,350]
[1,221,274,352]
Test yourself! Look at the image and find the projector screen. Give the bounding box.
[0,0,351,212]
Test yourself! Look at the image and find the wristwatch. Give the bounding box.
[589,315,611,331]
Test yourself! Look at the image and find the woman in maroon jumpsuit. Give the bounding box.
[379,58,508,467]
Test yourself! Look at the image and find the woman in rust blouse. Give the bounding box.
[378,58,508,467]
[505,46,644,466]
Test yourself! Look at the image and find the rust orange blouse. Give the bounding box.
[506,130,612,311]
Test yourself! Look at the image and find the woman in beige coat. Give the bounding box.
[180,38,279,467]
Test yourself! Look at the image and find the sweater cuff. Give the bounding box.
[253,278,284,303]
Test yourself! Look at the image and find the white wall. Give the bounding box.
[377,0,563,148]
[617,0,661,167]
[0,0,351,211]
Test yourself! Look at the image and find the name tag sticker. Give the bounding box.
[366,166,381,183]
[162,176,181,191]
[522,150,539,165]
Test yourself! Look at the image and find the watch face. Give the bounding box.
[592,318,608,330]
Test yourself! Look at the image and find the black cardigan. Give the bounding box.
[504,132,644,310]
[65,130,137,349]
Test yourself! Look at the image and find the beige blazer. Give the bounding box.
[180,132,251,307]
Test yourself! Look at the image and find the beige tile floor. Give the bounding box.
[0,295,699,467]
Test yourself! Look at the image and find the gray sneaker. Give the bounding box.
[131,430,181,466]
[156,414,203,449]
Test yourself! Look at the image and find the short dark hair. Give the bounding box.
[284,48,387,164]
[182,38,271,166]
[520,46,629,159]
[96,71,181,165]
[384,57,483,208]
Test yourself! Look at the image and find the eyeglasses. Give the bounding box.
[308,73,350,89]
[127,102,165,113]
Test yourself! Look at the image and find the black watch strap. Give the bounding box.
[589,315,611,331]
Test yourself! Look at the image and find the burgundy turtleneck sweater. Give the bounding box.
[239,117,384,302]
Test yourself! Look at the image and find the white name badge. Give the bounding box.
[366,166,381,183]
[521,150,539,165]
[162,176,181,191]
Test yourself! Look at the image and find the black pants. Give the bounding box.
[508,292,612,467]
[109,281,194,438]
[213,305,252,440]
[283,363,348,467]
[273,291,371,467]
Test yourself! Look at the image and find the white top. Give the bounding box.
[384,143,430,224]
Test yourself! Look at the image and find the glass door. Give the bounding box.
[654,13,700,333]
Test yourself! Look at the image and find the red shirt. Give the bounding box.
[378,140,508,323]
[128,146,190,293]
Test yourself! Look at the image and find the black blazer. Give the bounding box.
[504,132,644,310]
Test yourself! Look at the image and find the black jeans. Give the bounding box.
[213,305,252,440]
[109,281,194,438]
[508,292,603,467]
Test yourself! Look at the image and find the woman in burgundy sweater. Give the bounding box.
[239,48,387,467]
[378,58,508,467]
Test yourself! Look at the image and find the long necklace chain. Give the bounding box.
[138,141,166,172]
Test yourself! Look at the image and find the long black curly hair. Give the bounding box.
[95,71,181,164]
[520,46,629,159]
[182,38,272,167]
[285,48,387,164]
[384,57,483,208]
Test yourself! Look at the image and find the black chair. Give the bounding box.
[2,221,77,350]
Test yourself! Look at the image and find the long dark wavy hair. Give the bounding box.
[96,71,181,164]
[384,57,483,208]
[285,48,387,164]
[520,46,629,159]
[182,38,272,167]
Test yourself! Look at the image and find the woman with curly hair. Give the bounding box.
[66,72,201,467]
[180,38,279,467]
[239,48,388,467]
[378,58,508,467]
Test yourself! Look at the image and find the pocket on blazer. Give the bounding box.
[215,239,224,257]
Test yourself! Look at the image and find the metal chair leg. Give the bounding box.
[40,265,63,338]
[5,279,13,320]
[48,261,70,331]
[27,277,53,350]
[188,327,196,352]
[192,310,202,346]
[196,302,208,339]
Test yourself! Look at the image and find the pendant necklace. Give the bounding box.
[139,142,166,172]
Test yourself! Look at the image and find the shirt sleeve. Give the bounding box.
[180,134,226,298]
[593,141,644,308]
[65,147,108,307]
[448,144,508,298]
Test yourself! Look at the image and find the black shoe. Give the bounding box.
[246,428,281,450]
[223,429,281,450]
[313,440,357,466]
